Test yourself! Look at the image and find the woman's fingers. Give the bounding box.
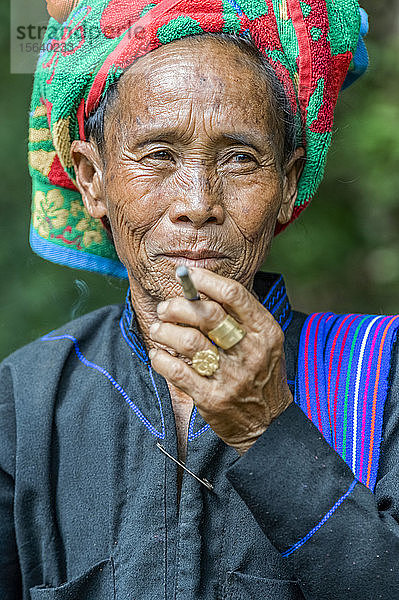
[149,321,216,358]
[156,297,226,336]
[149,348,212,399]
[158,267,277,340]
[188,267,272,328]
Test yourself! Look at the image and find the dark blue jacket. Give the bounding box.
[1,273,399,599]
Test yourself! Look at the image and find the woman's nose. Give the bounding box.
[168,171,225,228]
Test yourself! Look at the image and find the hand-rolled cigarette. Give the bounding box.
[176,266,200,301]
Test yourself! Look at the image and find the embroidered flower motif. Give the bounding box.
[83,230,103,247]
[70,199,84,217]
[33,189,69,238]
[52,117,73,169]
[29,149,56,178]
[76,217,91,232]
[75,213,105,248]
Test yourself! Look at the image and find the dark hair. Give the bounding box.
[84,32,297,164]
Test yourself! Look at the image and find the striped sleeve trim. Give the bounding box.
[295,312,399,490]
[281,479,357,558]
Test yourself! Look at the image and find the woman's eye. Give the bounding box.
[231,153,256,163]
[146,150,173,161]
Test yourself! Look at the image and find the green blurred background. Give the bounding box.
[1,1,398,361]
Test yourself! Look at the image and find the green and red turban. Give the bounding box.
[29,0,368,278]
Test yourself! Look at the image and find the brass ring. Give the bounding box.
[207,314,246,350]
[192,348,220,377]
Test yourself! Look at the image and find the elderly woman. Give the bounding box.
[1,0,399,598]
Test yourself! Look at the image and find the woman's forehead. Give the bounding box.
[108,37,275,137]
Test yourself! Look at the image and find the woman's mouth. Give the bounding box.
[159,250,228,269]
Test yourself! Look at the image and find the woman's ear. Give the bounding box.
[71,140,107,219]
[277,147,305,225]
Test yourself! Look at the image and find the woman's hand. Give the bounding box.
[148,267,293,454]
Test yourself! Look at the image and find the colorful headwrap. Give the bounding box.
[29,0,369,278]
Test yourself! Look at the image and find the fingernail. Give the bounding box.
[157,301,168,315]
[149,349,156,360]
[149,322,160,337]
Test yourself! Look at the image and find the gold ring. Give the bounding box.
[192,348,220,377]
[207,314,246,350]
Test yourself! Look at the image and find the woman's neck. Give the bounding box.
[127,278,162,354]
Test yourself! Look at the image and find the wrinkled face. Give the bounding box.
[74,37,302,301]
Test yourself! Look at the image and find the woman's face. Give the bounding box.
[74,37,302,301]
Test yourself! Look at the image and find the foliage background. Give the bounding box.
[0,1,398,360]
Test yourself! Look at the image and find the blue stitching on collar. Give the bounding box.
[264,284,285,311]
[188,405,198,441]
[188,406,211,441]
[41,331,165,440]
[277,303,292,331]
[266,283,292,332]
[189,423,211,440]
[147,364,166,437]
[119,314,148,364]
[121,292,149,362]
[262,275,283,308]
[124,291,133,321]
[270,287,288,315]
[281,479,357,558]
[281,309,293,332]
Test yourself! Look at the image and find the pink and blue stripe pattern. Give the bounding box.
[295,313,399,491]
